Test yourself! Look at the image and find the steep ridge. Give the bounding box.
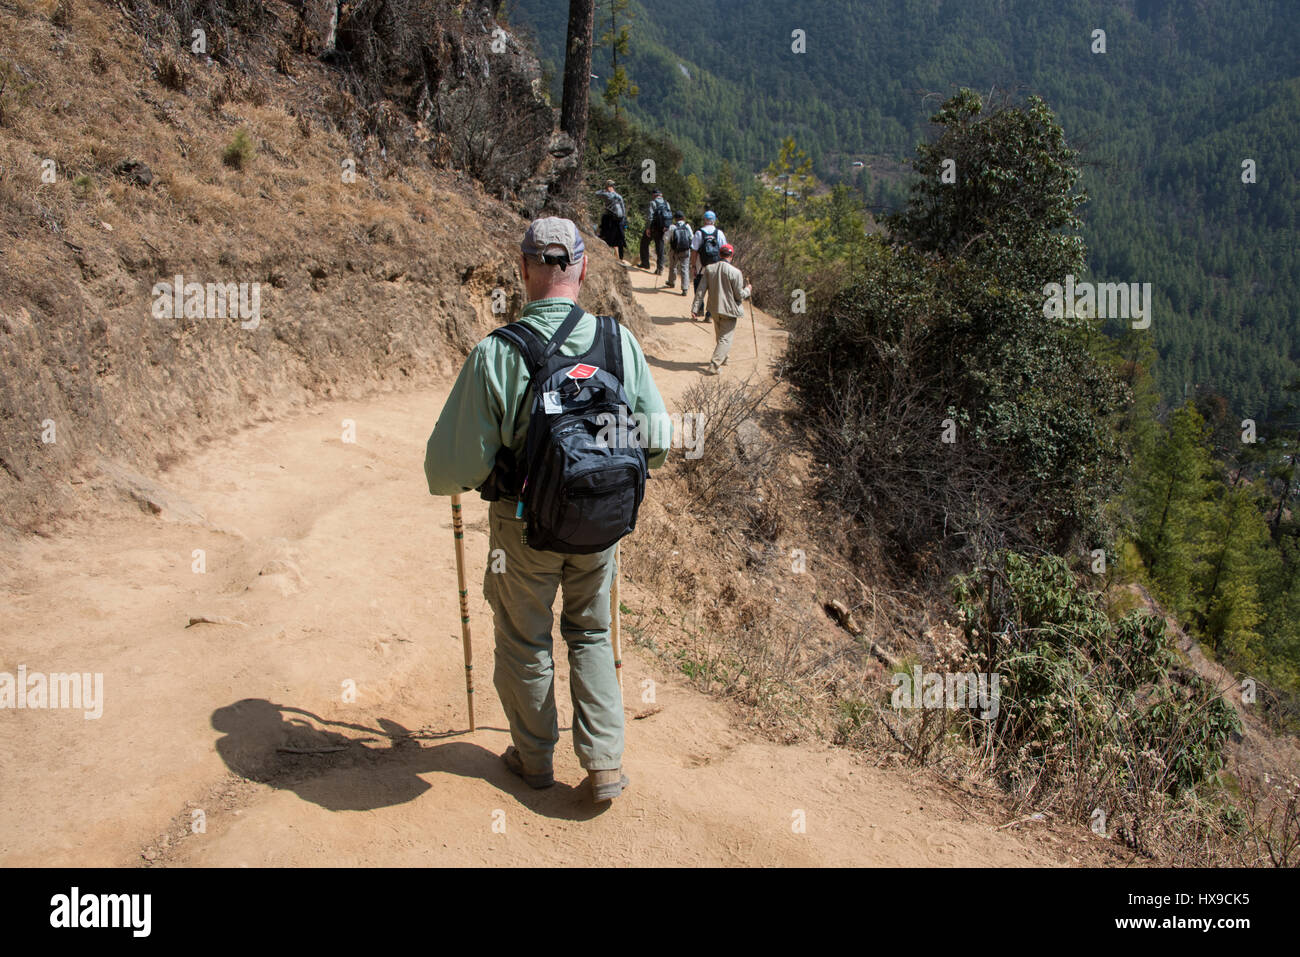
[0,0,641,534]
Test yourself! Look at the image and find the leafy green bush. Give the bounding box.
[954,552,1240,809]
[786,240,1127,576]
[222,129,254,169]
[784,93,1127,578]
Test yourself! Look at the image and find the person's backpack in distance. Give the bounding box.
[610,193,626,220]
[651,199,671,231]
[670,222,693,251]
[699,227,722,264]
[482,305,648,554]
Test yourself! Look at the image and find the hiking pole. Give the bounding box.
[450,494,475,731]
[611,543,623,696]
[748,299,759,362]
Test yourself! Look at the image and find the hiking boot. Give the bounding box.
[588,768,630,802]
[503,746,554,789]
[704,362,720,376]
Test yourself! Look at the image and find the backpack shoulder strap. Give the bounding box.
[597,316,625,385]
[539,304,587,368]
[489,322,546,377]
[490,303,587,377]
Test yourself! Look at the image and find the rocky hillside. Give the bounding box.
[0,0,646,533]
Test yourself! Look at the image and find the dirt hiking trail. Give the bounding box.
[0,267,1062,867]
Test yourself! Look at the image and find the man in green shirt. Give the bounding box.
[424,217,670,802]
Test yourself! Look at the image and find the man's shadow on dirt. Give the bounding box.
[211,698,609,821]
[645,353,712,374]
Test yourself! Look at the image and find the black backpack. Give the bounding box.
[670,222,693,251]
[651,199,671,231]
[699,227,722,265]
[481,304,648,554]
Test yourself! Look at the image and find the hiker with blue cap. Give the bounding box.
[424,217,670,803]
[690,211,728,320]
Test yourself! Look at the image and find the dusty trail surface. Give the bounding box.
[0,270,1057,867]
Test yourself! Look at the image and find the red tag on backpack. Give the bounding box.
[566,363,598,379]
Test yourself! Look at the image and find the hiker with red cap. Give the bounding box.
[424,217,671,803]
[696,242,751,375]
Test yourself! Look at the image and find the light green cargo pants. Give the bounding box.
[483,499,624,773]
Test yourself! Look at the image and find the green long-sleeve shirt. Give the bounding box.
[424,297,671,496]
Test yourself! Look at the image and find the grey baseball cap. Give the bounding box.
[520,217,585,269]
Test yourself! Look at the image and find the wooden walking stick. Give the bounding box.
[611,543,623,696]
[748,299,759,362]
[450,494,475,731]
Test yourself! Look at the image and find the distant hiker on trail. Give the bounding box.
[698,243,751,375]
[596,180,627,262]
[424,217,671,804]
[638,221,652,270]
[646,189,673,275]
[690,211,727,320]
[666,210,693,296]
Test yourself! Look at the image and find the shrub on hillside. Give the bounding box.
[222,129,254,169]
[785,239,1127,576]
[952,552,1241,852]
[784,91,1127,577]
[0,59,34,128]
[678,378,784,541]
[155,50,188,91]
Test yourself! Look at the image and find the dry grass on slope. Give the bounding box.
[0,0,646,533]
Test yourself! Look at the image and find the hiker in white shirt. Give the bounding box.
[690,211,727,320]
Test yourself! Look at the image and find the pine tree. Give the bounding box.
[1200,483,1271,661]
[596,0,638,124]
[750,136,815,278]
[1135,402,1216,613]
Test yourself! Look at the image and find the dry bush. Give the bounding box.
[1235,773,1300,866]
[646,593,834,738]
[50,0,73,29]
[0,58,34,128]
[155,49,188,90]
[275,41,292,77]
[724,221,786,318]
[678,377,784,540]
[208,73,236,113]
[242,78,268,107]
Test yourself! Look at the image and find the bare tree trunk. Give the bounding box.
[557,0,595,208]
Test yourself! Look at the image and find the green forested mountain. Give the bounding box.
[507,0,1300,416]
